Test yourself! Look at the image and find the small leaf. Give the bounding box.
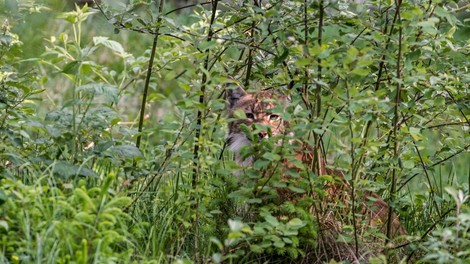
[286,218,304,229]
[287,186,306,193]
[264,213,279,227]
[198,40,216,51]
[262,152,280,161]
[93,36,125,55]
[0,220,8,231]
[0,190,7,206]
[228,219,243,232]
[352,67,370,76]
[409,127,423,141]
[62,61,80,74]
[76,83,119,104]
[403,160,414,169]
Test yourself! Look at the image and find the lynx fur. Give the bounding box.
[226,85,405,261]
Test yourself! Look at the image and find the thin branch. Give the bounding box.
[431,144,470,167]
[386,0,402,243]
[425,121,468,129]
[352,0,403,183]
[135,0,165,149]
[191,2,219,261]
[164,1,212,15]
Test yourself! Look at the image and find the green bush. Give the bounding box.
[0,0,469,263]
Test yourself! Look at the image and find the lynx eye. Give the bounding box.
[269,114,280,121]
[245,112,255,119]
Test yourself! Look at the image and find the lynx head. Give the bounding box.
[226,85,291,166]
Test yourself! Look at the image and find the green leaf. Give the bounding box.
[409,127,423,141]
[76,83,119,104]
[198,40,216,51]
[53,161,98,179]
[286,218,304,229]
[0,190,7,206]
[403,160,414,169]
[62,61,80,74]
[264,213,279,227]
[262,152,280,161]
[0,220,8,231]
[233,109,247,119]
[344,46,359,65]
[247,198,262,204]
[107,144,143,159]
[352,67,370,76]
[93,36,125,55]
[228,219,244,232]
[274,48,289,66]
[287,186,305,193]
[250,244,264,253]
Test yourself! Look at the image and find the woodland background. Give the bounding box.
[0,0,469,263]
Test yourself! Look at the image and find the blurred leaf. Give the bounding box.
[107,144,143,159]
[53,161,98,179]
[76,83,119,104]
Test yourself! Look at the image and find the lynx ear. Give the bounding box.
[226,85,247,108]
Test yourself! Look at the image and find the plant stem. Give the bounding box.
[191,1,219,262]
[386,0,402,243]
[135,0,165,149]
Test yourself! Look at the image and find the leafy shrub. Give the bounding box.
[0,0,469,263]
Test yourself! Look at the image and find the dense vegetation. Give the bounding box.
[1,0,469,263]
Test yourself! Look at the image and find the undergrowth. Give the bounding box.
[1,0,469,263]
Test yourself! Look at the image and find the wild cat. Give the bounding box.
[225,84,405,240]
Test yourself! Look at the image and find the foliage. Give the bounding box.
[0,175,139,263]
[419,188,470,263]
[0,0,469,263]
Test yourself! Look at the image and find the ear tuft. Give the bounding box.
[226,85,247,108]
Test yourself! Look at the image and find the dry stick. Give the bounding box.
[386,0,402,245]
[191,1,219,262]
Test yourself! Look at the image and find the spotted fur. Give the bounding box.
[226,85,406,241]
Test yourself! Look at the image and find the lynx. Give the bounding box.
[226,84,405,260]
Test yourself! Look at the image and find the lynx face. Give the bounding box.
[226,86,290,166]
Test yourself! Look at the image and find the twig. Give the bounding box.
[135,0,165,149]
[425,121,468,129]
[386,0,402,244]
[191,1,219,262]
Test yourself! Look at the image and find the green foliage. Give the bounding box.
[419,188,470,263]
[0,0,469,263]
[0,175,139,263]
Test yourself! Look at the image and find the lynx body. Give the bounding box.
[226,85,405,242]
